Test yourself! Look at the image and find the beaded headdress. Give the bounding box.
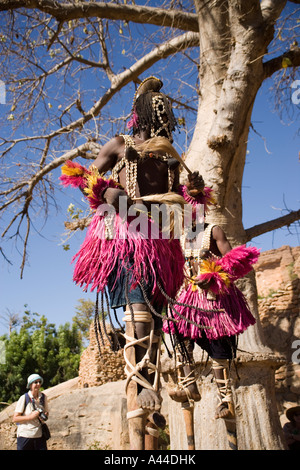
[127,76,177,140]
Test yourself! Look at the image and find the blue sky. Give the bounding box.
[0,6,299,336]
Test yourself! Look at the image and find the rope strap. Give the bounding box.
[123,317,161,419]
[123,310,153,323]
[173,350,197,407]
[145,426,160,438]
[212,360,233,405]
[127,408,148,419]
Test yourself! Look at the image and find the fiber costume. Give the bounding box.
[60,77,213,325]
[163,223,259,343]
[162,189,260,437]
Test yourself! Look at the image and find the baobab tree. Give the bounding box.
[0,0,299,449]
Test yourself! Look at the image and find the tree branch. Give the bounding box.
[0,1,199,32]
[263,46,300,78]
[1,141,92,256]
[64,216,91,232]
[245,209,300,242]
[5,31,199,141]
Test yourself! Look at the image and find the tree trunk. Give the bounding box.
[186,0,271,353]
[165,0,287,450]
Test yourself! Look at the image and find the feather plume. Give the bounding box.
[197,259,231,294]
[84,172,121,210]
[219,245,260,280]
[60,160,90,189]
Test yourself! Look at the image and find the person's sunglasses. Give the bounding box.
[33,380,42,384]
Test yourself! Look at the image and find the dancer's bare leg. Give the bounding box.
[168,340,201,403]
[124,303,162,450]
[212,359,234,419]
[133,304,161,410]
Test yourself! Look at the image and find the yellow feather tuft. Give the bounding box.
[190,276,199,292]
[61,164,84,177]
[84,171,98,196]
[200,259,231,287]
[208,194,217,205]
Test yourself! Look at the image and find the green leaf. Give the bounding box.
[282,57,292,68]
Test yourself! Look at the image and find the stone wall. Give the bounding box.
[78,322,126,388]
[255,245,300,298]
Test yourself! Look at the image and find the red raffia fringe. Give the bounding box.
[59,160,90,189]
[196,245,260,294]
[163,245,260,340]
[72,212,185,303]
[163,283,256,340]
[177,184,216,212]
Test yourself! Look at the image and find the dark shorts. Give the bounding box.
[17,436,47,450]
[107,260,163,329]
[195,332,237,360]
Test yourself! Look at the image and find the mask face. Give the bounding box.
[131,85,177,141]
[150,95,173,141]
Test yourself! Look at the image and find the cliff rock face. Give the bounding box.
[255,246,300,422]
[255,245,300,298]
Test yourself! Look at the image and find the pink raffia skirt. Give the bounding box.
[72,210,185,303]
[163,283,256,340]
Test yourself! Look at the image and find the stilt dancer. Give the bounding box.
[163,198,260,449]
[60,77,208,450]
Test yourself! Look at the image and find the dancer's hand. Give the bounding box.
[103,188,133,212]
[193,278,211,290]
[185,171,204,196]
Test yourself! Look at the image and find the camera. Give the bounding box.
[39,411,48,421]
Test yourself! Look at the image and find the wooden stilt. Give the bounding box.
[145,412,166,450]
[125,320,145,450]
[224,415,238,450]
[223,368,237,450]
[181,401,195,450]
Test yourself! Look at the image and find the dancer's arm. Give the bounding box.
[91,136,124,173]
[91,136,132,211]
[211,225,232,256]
